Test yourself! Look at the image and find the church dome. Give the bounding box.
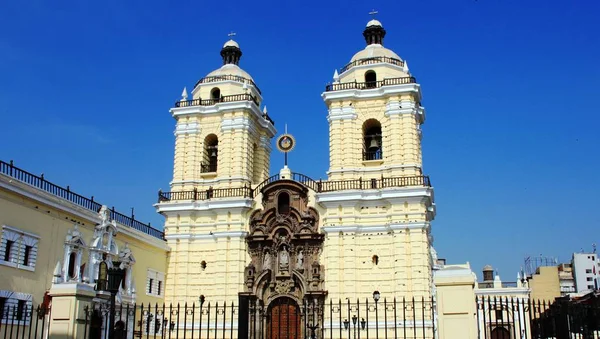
[206,63,254,81]
[366,19,382,27]
[350,44,401,62]
[223,39,239,48]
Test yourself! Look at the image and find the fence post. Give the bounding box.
[238,294,250,339]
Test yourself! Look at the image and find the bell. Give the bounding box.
[210,149,217,157]
[368,138,380,151]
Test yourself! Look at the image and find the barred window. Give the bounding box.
[0,290,33,325]
[146,269,165,297]
[0,226,39,271]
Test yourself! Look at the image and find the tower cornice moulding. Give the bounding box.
[155,198,254,214]
[322,221,430,234]
[170,101,276,137]
[321,83,422,103]
[316,186,434,207]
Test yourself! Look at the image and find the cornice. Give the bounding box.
[170,101,276,137]
[316,186,434,207]
[164,231,248,241]
[321,83,422,103]
[155,197,254,214]
[321,221,430,234]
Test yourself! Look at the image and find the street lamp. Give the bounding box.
[106,267,125,339]
[372,291,380,303]
[343,318,350,330]
[307,321,318,339]
[360,317,366,330]
[373,290,380,334]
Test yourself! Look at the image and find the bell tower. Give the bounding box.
[170,37,276,192]
[323,19,424,181]
[318,18,436,302]
[157,37,276,304]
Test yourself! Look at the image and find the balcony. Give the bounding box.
[339,56,405,74]
[157,174,431,202]
[194,74,262,95]
[325,76,416,92]
[0,160,164,240]
[174,93,259,108]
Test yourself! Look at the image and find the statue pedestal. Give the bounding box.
[48,283,96,339]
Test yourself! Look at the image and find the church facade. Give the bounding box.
[156,17,436,312]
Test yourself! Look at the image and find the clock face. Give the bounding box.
[276,134,296,153]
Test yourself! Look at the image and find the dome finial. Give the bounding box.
[221,31,242,65]
[364,10,386,45]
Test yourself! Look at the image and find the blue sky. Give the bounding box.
[1,0,599,280]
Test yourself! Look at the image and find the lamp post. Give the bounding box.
[352,314,357,339]
[373,291,380,335]
[106,267,125,339]
[307,321,318,339]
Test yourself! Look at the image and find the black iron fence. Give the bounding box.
[194,74,262,95]
[476,296,600,339]
[158,174,431,203]
[3,297,599,338]
[339,56,405,74]
[0,305,48,339]
[325,77,416,92]
[0,160,164,240]
[175,94,259,108]
[0,298,434,339]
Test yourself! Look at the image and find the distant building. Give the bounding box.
[558,263,576,295]
[527,265,561,301]
[572,252,599,293]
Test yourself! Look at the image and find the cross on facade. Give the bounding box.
[369,9,378,18]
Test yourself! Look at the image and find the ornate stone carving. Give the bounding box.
[244,180,326,306]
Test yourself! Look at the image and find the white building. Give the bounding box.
[572,252,599,293]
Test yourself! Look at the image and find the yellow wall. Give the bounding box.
[0,177,169,306]
[528,266,560,302]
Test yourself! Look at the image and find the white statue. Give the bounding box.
[99,205,110,226]
[279,246,289,271]
[296,250,304,269]
[263,251,272,270]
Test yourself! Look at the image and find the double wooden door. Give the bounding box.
[268,298,300,339]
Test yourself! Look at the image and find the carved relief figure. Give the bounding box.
[279,245,289,272]
[263,250,272,271]
[296,250,304,270]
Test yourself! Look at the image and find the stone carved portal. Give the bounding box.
[244,180,326,338]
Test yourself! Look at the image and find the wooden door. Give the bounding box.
[269,298,300,339]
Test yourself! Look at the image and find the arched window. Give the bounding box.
[211,88,221,102]
[363,119,382,160]
[365,70,377,88]
[277,192,290,215]
[68,252,76,279]
[202,134,218,173]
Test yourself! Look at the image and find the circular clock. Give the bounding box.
[276,134,296,153]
